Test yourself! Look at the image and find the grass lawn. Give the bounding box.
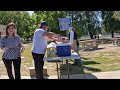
[80,44,120,73]
[1,43,120,76]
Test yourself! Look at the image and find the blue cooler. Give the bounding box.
[56,43,71,57]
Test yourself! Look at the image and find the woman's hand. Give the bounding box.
[20,46,25,53]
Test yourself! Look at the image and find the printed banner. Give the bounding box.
[59,18,72,31]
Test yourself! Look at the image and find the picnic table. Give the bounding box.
[79,39,100,50]
[43,52,80,79]
[111,38,120,46]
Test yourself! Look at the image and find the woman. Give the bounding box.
[68,27,83,66]
[0,22,23,79]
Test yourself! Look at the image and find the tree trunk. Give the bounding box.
[85,11,94,39]
[104,21,107,32]
[89,31,94,39]
[88,23,94,39]
[111,31,114,38]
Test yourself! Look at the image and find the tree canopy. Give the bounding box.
[0,11,120,40]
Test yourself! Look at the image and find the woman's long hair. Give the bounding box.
[5,22,16,38]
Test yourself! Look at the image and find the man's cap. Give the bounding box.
[40,21,48,27]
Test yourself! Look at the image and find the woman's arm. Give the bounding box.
[0,37,5,50]
[16,35,24,53]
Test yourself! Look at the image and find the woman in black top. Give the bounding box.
[68,27,83,66]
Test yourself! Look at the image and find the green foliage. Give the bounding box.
[101,11,120,37]
[102,11,120,32]
[0,11,37,40]
[1,11,120,40]
[34,11,66,35]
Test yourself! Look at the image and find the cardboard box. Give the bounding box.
[29,66,47,77]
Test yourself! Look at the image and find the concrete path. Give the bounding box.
[1,70,120,79]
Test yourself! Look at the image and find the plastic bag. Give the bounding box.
[47,42,56,48]
[45,42,57,57]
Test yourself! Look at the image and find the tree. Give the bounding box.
[0,11,36,40]
[34,11,67,36]
[101,11,120,38]
[0,11,106,40]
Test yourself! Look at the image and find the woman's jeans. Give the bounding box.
[74,45,83,65]
[2,57,21,79]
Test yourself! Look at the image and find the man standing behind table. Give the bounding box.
[31,21,59,79]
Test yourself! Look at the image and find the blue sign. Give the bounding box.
[59,18,72,31]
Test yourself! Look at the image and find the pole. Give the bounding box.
[66,12,68,37]
[66,60,70,79]
[71,11,73,24]
[56,61,59,79]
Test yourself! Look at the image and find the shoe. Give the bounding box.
[42,77,46,79]
[72,63,77,65]
[43,77,48,79]
[77,64,83,67]
[72,63,83,66]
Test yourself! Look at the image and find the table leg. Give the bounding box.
[66,60,70,79]
[62,60,63,64]
[115,40,118,46]
[56,61,59,79]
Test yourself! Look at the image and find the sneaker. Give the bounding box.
[72,63,77,65]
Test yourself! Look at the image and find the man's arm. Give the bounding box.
[42,32,58,38]
[42,31,60,42]
[46,37,57,41]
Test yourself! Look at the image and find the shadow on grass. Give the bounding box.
[83,61,100,65]
[81,57,90,60]
[46,60,99,79]
[59,63,99,79]
[59,64,101,74]
[59,63,84,75]
[82,47,105,52]
[83,66,101,72]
